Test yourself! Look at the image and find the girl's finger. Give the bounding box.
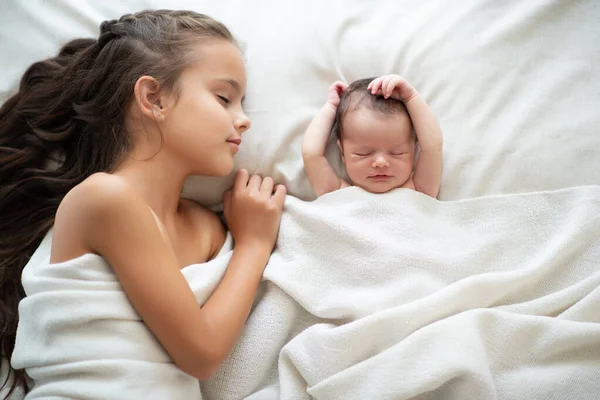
[223,190,232,219]
[260,176,274,197]
[233,169,249,192]
[271,184,287,209]
[248,174,262,191]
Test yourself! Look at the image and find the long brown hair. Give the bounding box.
[0,9,234,397]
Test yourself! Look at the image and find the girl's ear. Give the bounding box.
[337,139,345,163]
[134,76,165,121]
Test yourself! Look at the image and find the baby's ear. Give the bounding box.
[337,139,345,163]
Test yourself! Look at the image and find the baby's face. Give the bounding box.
[339,109,415,194]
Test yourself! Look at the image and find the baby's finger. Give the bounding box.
[260,176,274,197]
[368,77,378,91]
[370,77,382,94]
[389,75,404,85]
[377,78,387,93]
[382,76,395,98]
[389,75,404,90]
[233,169,249,192]
[330,81,344,91]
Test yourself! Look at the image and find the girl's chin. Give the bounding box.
[196,158,235,178]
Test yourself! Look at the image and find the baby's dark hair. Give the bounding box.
[333,77,409,139]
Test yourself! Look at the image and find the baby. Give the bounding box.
[302,75,443,197]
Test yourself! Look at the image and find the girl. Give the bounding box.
[0,9,285,398]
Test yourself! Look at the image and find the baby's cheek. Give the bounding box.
[396,158,416,176]
[399,158,413,170]
[344,160,365,179]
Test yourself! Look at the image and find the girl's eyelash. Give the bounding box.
[217,95,230,104]
[355,152,372,156]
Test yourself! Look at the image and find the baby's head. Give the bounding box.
[334,78,416,193]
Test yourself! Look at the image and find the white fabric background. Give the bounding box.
[1,1,599,399]
[1,0,599,206]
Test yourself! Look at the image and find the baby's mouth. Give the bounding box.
[368,174,392,180]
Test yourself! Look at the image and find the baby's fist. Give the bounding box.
[326,81,347,107]
[368,75,418,103]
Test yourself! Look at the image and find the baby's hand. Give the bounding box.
[368,75,418,103]
[325,81,347,107]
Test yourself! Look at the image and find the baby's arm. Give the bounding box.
[302,81,347,197]
[369,75,443,197]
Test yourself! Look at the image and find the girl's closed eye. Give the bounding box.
[217,95,230,104]
[391,151,406,156]
[354,151,373,157]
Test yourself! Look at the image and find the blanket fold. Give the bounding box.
[204,187,600,400]
[11,230,233,399]
[10,186,600,399]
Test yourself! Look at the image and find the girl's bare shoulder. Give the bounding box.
[51,173,152,263]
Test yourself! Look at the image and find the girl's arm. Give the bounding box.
[53,170,285,380]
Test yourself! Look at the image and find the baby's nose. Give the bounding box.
[373,154,389,167]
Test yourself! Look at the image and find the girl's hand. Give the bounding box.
[223,169,286,252]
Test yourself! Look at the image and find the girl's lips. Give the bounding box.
[227,138,241,152]
[228,141,239,152]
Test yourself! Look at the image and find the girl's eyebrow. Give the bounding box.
[216,78,240,91]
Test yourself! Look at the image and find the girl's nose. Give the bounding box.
[235,112,251,134]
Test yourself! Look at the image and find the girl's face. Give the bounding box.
[160,40,250,176]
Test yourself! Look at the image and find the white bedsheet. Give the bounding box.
[202,187,600,399]
[1,0,599,204]
[9,231,234,399]
[2,1,600,399]
[9,187,600,399]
